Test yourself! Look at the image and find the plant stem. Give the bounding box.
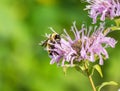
[84,63,96,91]
[88,75,96,91]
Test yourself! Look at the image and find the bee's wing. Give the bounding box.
[39,39,48,47]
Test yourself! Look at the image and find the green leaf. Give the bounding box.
[75,65,87,76]
[75,65,83,73]
[62,64,76,76]
[103,26,120,35]
[63,66,67,76]
[114,18,120,27]
[97,81,118,91]
[93,64,103,78]
[110,26,120,31]
[62,64,72,76]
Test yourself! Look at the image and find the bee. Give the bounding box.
[41,32,61,56]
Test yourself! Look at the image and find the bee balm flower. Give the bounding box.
[85,0,120,23]
[41,22,117,66]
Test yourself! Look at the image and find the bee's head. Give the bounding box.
[55,34,60,40]
[51,33,61,41]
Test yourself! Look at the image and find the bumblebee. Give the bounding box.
[41,32,61,56]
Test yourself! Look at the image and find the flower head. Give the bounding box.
[41,22,117,66]
[85,0,120,23]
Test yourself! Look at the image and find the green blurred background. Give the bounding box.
[0,0,120,91]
